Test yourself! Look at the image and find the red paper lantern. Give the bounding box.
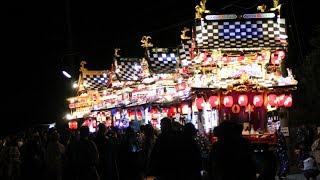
[253,95,263,107]
[195,97,205,110]
[68,121,78,129]
[68,121,73,129]
[68,103,75,109]
[283,94,293,107]
[221,56,230,64]
[208,96,219,108]
[204,56,214,65]
[271,56,282,65]
[238,94,248,106]
[277,94,286,107]
[175,83,187,91]
[73,121,78,129]
[168,106,176,117]
[223,96,233,107]
[268,94,277,106]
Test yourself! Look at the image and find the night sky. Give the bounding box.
[1,0,317,136]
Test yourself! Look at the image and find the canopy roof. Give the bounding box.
[195,13,287,50]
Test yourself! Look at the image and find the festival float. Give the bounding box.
[65,0,298,144]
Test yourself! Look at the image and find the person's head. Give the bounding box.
[49,131,60,142]
[172,121,182,132]
[97,123,107,135]
[160,117,172,133]
[80,126,90,139]
[144,124,154,137]
[183,122,197,137]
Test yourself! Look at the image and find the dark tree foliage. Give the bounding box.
[297,25,320,111]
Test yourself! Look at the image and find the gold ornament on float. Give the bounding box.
[181,27,190,40]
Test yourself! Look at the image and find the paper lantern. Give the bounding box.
[68,121,73,129]
[180,103,189,114]
[221,56,230,64]
[271,56,282,65]
[223,96,233,107]
[277,94,286,107]
[175,83,187,91]
[68,121,76,129]
[253,95,263,107]
[268,94,277,106]
[271,51,285,65]
[68,103,75,109]
[283,94,293,107]
[195,97,205,110]
[238,94,248,106]
[208,96,219,108]
[168,106,177,117]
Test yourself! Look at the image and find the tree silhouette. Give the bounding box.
[297,25,320,111]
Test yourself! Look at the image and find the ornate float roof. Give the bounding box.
[194,13,287,50]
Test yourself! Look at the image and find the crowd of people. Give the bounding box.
[294,123,320,180]
[0,118,319,180]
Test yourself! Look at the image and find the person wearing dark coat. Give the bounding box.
[149,117,195,180]
[68,126,100,180]
[93,123,119,180]
[208,121,257,180]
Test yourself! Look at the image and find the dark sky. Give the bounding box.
[1,0,317,135]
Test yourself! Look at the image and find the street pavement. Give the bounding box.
[278,172,320,180]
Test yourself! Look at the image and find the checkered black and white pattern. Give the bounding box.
[82,72,110,91]
[178,40,193,67]
[195,18,287,49]
[116,58,142,81]
[148,48,178,74]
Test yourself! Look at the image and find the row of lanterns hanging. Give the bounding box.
[194,50,285,65]
[194,93,292,110]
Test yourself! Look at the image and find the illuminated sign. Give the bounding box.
[242,13,275,19]
[205,14,237,20]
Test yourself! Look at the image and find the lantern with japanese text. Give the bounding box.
[283,94,293,107]
[238,94,248,106]
[223,96,233,107]
[277,94,286,107]
[68,121,78,130]
[253,95,263,107]
[208,95,219,108]
[268,94,277,106]
[195,97,205,110]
